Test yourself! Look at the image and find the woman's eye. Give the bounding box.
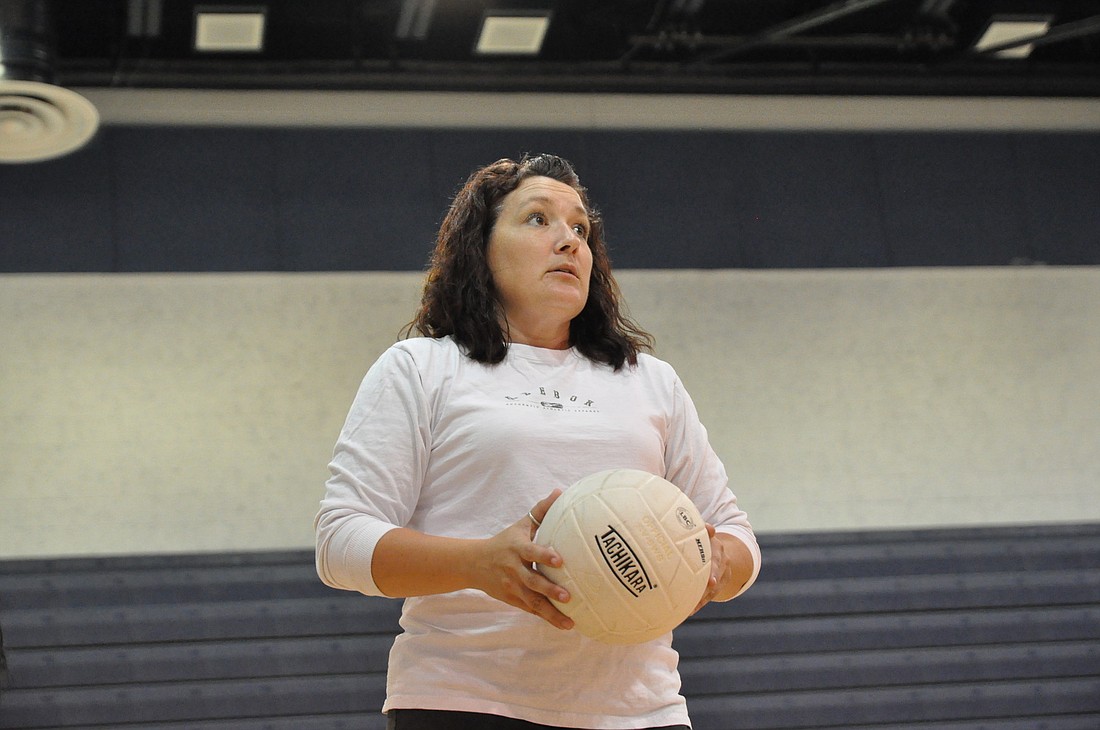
[527,213,546,225]
[573,224,589,237]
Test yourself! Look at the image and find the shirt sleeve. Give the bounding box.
[663,372,761,600]
[315,344,433,597]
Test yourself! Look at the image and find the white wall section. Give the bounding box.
[2,267,1097,558]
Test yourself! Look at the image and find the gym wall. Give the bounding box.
[1,93,1098,558]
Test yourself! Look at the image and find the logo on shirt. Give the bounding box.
[504,386,598,413]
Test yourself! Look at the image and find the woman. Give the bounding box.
[315,153,760,730]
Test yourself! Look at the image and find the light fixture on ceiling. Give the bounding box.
[974,15,1052,58]
[193,6,267,53]
[0,0,99,164]
[474,11,552,56]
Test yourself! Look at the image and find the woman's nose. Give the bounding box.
[554,222,581,252]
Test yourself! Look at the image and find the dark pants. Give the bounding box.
[387,709,690,730]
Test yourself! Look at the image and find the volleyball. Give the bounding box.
[534,468,712,645]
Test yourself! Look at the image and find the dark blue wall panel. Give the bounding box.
[1014,134,1100,265]
[586,133,893,268]
[111,128,284,271]
[874,134,1032,266]
[1,140,116,271]
[1,127,1097,272]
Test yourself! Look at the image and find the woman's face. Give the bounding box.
[486,175,593,347]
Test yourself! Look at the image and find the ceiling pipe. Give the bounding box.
[0,0,99,163]
[699,0,898,63]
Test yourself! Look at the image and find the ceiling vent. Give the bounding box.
[0,0,99,164]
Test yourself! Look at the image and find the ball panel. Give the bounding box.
[533,469,712,645]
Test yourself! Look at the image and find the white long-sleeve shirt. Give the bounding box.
[316,336,760,729]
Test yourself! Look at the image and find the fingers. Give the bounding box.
[480,562,572,630]
[521,489,566,569]
[471,492,573,630]
[517,514,564,570]
[492,553,572,629]
[519,574,574,630]
[691,573,719,616]
[690,523,720,615]
[527,488,562,533]
[525,562,569,604]
[521,489,572,628]
[528,595,574,630]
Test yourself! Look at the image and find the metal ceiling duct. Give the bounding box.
[0,0,98,163]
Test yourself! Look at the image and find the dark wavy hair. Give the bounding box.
[403,153,653,370]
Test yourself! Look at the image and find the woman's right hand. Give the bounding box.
[468,489,574,630]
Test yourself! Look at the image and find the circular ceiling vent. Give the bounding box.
[0,80,99,163]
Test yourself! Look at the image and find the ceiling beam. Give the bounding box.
[73,88,1100,131]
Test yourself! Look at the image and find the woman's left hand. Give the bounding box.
[692,524,754,614]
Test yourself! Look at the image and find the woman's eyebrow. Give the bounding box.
[521,194,589,219]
